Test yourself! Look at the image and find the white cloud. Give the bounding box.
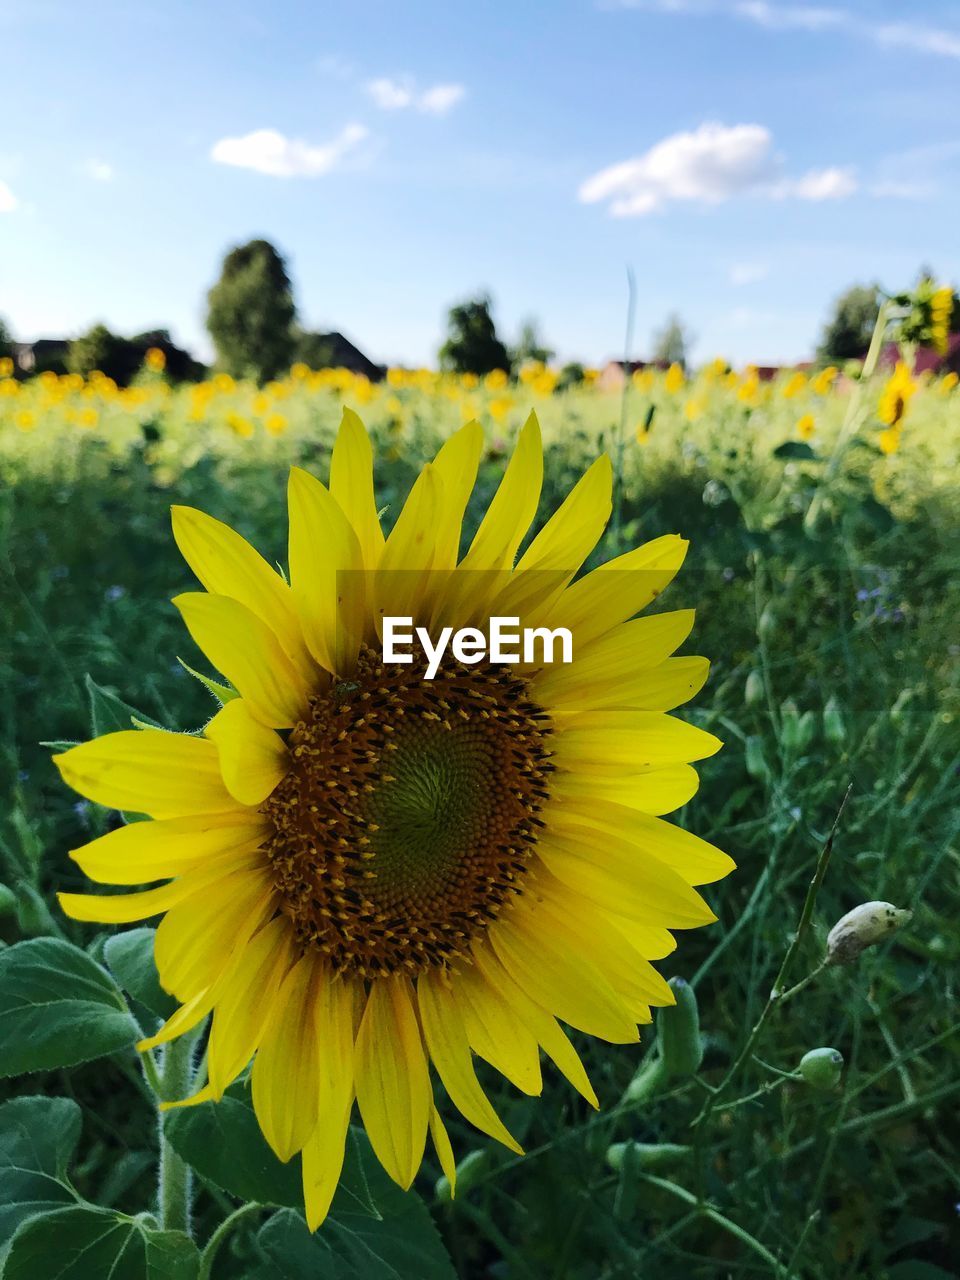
[769,166,857,200]
[366,76,466,114]
[607,0,960,58]
[729,262,768,285]
[874,22,960,59]
[84,159,114,182]
[0,179,17,213]
[580,123,858,215]
[210,124,368,177]
[418,83,466,114]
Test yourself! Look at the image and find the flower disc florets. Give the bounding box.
[262,644,553,978]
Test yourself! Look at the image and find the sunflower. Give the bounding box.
[55,409,731,1228]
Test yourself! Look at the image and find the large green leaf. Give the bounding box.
[0,1096,82,1244]
[104,928,177,1022]
[164,1085,378,1219]
[2,1207,198,1280]
[0,939,139,1078]
[85,674,162,736]
[773,440,819,460]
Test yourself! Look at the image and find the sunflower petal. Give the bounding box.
[354,976,430,1189]
[429,1105,457,1196]
[489,905,639,1044]
[207,917,294,1097]
[302,973,357,1230]
[550,765,700,816]
[329,408,385,572]
[251,954,323,1161]
[68,811,267,885]
[453,964,542,1096]
[170,504,311,672]
[554,710,722,772]
[288,466,366,676]
[54,730,234,820]
[430,421,484,570]
[205,699,289,807]
[417,970,523,1153]
[461,412,543,572]
[470,942,598,1107]
[174,593,309,729]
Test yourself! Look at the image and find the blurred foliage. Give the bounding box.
[206,238,297,383]
[439,293,511,376]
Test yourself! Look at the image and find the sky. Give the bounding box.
[2,0,959,367]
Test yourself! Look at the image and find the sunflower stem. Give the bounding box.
[198,1202,262,1280]
[156,1034,196,1235]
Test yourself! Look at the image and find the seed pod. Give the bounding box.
[744,669,765,707]
[757,603,777,642]
[826,902,912,964]
[606,1141,691,1172]
[823,696,846,745]
[658,977,703,1078]
[745,735,770,781]
[799,1047,843,1090]
[780,700,801,752]
[796,710,817,752]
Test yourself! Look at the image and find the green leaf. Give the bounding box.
[176,658,239,705]
[164,1085,378,1219]
[2,1207,199,1280]
[85,673,162,736]
[163,1082,303,1208]
[0,938,139,1078]
[104,927,177,1022]
[773,441,819,460]
[0,1096,82,1244]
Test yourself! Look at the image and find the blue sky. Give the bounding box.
[2,0,959,366]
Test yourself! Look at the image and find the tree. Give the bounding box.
[816,283,881,364]
[651,313,692,370]
[511,317,554,368]
[206,239,296,383]
[67,324,130,380]
[0,315,12,360]
[438,293,511,376]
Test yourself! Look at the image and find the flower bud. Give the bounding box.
[745,735,770,781]
[826,902,912,964]
[757,603,777,642]
[823,695,846,745]
[780,699,801,752]
[657,977,703,1078]
[798,1047,843,1090]
[435,1149,485,1202]
[744,669,765,707]
[796,710,817,752]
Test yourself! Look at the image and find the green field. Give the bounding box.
[1,363,958,1278]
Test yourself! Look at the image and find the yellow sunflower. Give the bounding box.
[54,409,731,1228]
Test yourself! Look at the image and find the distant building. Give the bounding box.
[877,336,960,376]
[597,358,669,391]
[12,339,70,376]
[297,330,385,381]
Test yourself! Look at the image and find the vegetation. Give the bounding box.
[206,238,297,383]
[0,342,957,1277]
[439,293,511,376]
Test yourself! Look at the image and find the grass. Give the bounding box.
[1,363,958,1277]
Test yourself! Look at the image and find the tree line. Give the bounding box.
[1,240,956,386]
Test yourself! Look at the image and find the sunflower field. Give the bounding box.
[0,352,958,1280]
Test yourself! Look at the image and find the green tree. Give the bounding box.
[511,317,554,368]
[651,313,692,369]
[0,315,12,360]
[816,283,881,364]
[206,239,296,383]
[439,293,510,376]
[67,324,130,380]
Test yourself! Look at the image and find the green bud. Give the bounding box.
[0,883,17,917]
[823,695,846,745]
[826,902,912,964]
[780,699,801,752]
[745,734,770,781]
[606,1141,691,1172]
[757,603,777,642]
[744,669,765,706]
[799,1047,844,1090]
[796,710,817,751]
[435,1149,485,1202]
[657,977,703,1079]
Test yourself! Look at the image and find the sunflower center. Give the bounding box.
[261,644,552,977]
